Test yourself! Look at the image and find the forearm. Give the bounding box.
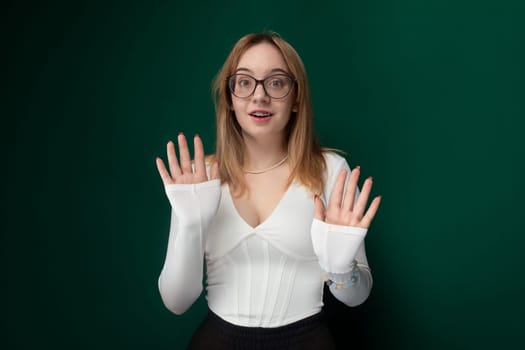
[311,218,372,307]
[158,180,221,314]
[325,261,373,306]
[158,211,205,314]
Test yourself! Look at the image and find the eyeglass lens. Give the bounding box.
[229,74,293,99]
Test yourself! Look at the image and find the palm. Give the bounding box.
[314,166,381,229]
[156,133,219,186]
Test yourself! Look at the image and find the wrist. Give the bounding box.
[322,261,360,289]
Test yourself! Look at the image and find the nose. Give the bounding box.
[252,82,270,102]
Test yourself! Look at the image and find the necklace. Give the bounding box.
[243,155,288,174]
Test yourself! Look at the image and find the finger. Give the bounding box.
[193,134,206,181]
[360,195,382,228]
[210,161,219,180]
[178,132,192,174]
[342,166,360,211]
[314,195,326,221]
[156,157,173,185]
[353,176,373,220]
[328,169,347,211]
[167,140,181,177]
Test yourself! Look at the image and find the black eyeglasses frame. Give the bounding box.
[226,73,297,99]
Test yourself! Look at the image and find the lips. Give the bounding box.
[249,110,273,119]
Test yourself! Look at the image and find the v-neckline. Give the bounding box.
[226,182,294,230]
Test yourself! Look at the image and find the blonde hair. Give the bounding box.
[212,32,326,195]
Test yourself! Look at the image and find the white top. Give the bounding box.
[158,152,373,327]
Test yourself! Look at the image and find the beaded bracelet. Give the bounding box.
[322,266,360,289]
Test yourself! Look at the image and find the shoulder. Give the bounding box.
[322,150,349,172]
[320,150,351,199]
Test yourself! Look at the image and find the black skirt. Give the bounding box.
[187,309,336,350]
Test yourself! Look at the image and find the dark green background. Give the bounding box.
[5,0,524,349]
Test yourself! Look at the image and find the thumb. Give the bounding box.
[314,195,326,221]
[210,161,219,180]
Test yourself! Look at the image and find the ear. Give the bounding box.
[292,102,298,112]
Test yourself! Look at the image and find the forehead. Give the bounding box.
[236,42,288,75]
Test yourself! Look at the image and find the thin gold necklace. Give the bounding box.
[243,155,288,174]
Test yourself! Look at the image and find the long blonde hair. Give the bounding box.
[212,32,326,195]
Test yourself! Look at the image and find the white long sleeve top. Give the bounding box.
[158,152,373,327]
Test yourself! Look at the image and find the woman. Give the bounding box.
[156,32,381,349]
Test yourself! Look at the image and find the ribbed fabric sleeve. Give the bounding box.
[311,154,373,307]
[158,179,221,314]
[311,220,373,306]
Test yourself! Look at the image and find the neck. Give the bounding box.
[242,134,288,171]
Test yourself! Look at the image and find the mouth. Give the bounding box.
[249,111,273,121]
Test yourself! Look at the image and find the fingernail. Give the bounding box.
[368,176,373,181]
[195,133,200,138]
[355,165,361,170]
[178,131,184,136]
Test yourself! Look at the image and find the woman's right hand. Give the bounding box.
[156,133,219,186]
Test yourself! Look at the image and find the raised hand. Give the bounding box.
[156,133,219,186]
[314,166,381,229]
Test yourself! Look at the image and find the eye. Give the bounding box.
[235,75,254,89]
[267,78,285,89]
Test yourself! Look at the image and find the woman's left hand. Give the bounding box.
[314,166,381,229]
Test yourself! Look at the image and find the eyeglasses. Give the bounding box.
[227,73,296,99]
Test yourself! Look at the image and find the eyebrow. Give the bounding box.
[234,67,290,75]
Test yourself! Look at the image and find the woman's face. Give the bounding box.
[230,42,296,142]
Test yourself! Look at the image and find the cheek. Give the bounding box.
[231,98,244,114]
[279,100,295,119]
[231,101,246,126]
